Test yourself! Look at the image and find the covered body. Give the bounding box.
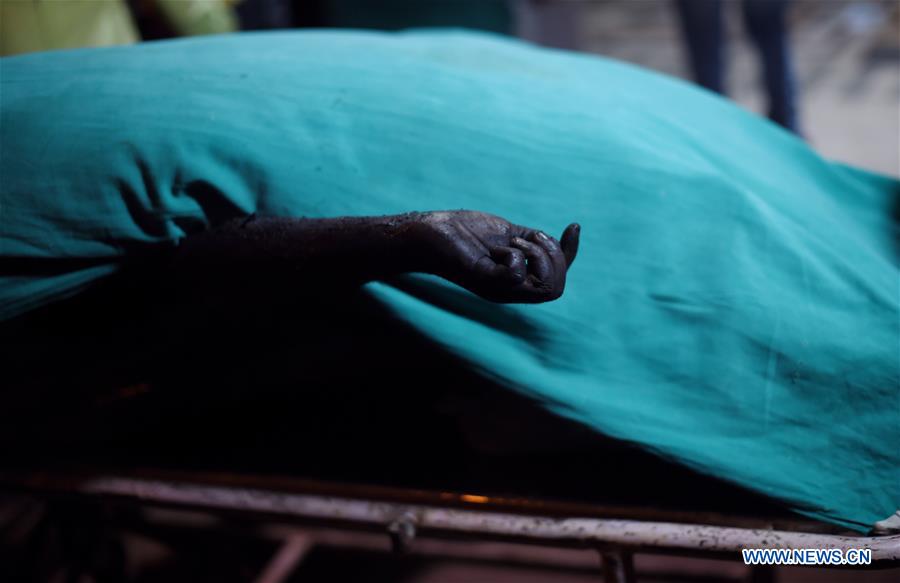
[1,31,897,530]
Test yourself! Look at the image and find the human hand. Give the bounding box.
[409,210,580,303]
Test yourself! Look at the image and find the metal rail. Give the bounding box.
[5,472,898,563]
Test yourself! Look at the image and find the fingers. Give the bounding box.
[472,247,526,284]
[560,223,580,267]
[513,223,579,269]
[490,246,527,282]
[527,230,567,279]
[438,213,579,304]
[511,236,553,285]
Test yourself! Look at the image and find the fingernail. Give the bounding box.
[536,231,549,241]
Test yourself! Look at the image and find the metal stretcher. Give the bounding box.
[2,467,898,582]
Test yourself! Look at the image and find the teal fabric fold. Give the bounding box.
[2,31,897,530]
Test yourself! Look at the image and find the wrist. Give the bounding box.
[382,211,435,275]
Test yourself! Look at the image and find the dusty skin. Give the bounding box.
[174,210,581,303]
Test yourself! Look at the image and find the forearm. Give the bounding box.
[169,209,580,304]
[172,213,427,289]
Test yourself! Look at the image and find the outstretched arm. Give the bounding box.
[172,210,580,303]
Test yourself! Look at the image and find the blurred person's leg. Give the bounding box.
[742,0,799,132]
[237,0,293,29]
[291,0,329,27]
[320,0,513,34]
[675,0,725,94]
[514,0,580,50]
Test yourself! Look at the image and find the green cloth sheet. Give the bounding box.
[1,31,897,531]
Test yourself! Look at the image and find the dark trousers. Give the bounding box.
[675,0,799,133]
